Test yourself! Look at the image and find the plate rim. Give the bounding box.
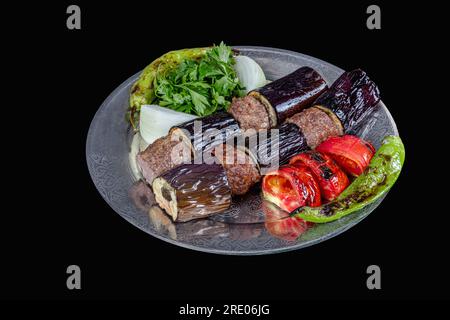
[86,46,398,255]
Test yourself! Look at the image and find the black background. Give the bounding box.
[2,0,448,305]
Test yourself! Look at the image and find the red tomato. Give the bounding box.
[262,165,321,212]
[289,151,349,201]
[291,165,322,207]
[316,135,375,176]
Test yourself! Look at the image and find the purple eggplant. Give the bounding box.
[152,164,232,222]
[250,122,310,172]
[249,66,328,126]
[170,111,240,153]
[314,69,381,132]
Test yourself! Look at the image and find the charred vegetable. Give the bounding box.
[292,136,405,223]
[252,122,310,172]
[128,47,208,129]
[249,66,327,126]
[170,111,241,153]
[316,135,375,176]
[152,164,232,222]
[290,151,349,201]
[262,165,321,212]
[314,69,381,131]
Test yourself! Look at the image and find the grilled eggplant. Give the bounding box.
[152,164,232,222]
[249,66,327,126]
[250,122,310,173]
[314,69,381,132]
[170,111,241,154]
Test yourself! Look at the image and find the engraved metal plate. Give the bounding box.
[86,47,398,255]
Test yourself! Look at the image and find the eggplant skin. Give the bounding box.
[170,111,240,153]
[314,69,381,132]
[153,164,232,222]
[252,123,310,173]
[250,67,327,125]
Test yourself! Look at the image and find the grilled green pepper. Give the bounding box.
[292,135,405,223]
[128,47,208,129]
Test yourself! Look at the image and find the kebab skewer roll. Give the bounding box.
[248,66,327,127]
[251,104,344,172]
[140,68,381,224]
[152,164,232,222]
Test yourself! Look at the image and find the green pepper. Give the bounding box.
[127,47,208,129]
[292,135,405,223]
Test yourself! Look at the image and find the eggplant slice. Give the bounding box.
[170,111,241,154]
[249,66,327,126]
[152,164,232,222]
[314,69,381,132]
[249,122,310,173]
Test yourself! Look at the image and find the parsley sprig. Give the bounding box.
[153,42,244,116]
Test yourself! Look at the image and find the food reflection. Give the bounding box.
[129,180,156,211]
[149,206,177,240]
[262,200,313,241]
[131,181,315,242]
[148,205,264,242]
[130,181,263,242]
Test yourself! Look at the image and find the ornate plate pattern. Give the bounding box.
[86,46,398,255]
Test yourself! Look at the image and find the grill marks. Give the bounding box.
[135,66,382,221]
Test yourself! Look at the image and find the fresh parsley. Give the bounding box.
[153,42,244,117]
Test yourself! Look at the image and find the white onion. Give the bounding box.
[139,135,149,152]
[139,104,197,145]
[129,133,143,181]
[233,55,267,93]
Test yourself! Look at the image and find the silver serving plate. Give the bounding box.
[86,46,398,255]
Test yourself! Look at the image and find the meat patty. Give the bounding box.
[213,143,261,195]
[286,106,343,148]
[228,96,270,131]
[137,134,191,184]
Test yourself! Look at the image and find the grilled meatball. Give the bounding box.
[286,106,343,148]
[228,96,271,131]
